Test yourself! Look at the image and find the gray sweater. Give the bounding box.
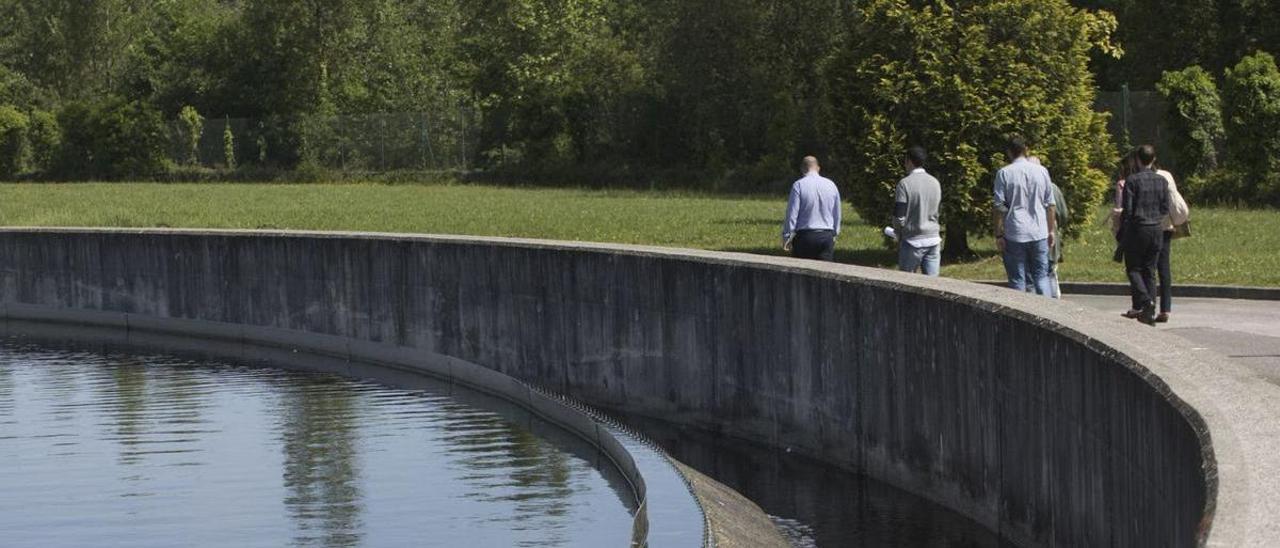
[893,170,942,243]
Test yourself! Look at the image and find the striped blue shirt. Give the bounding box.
[782,172,842,245]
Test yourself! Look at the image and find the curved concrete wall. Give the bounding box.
[2,228,1278,546]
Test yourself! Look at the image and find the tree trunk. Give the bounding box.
[943,229,975,262]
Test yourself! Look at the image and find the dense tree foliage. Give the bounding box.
[0,0,1272,217]
[1221,52,1280,204]
[1156,66,1224,180]
[1076,0,1280,90]
[825,0,1117,255]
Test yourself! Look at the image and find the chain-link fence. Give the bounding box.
[167,110,479,172]
[1095,88,1175,171]
[164,96,1170,176]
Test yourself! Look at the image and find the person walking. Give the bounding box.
[1046,179,1069,298]
[892,146,942,275]
[1116,145,1170,325]
[782,156,842,261]
[992,136,1058,296]
[1152,163,1190,322]
[1028,156,1069,298]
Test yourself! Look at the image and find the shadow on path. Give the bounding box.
[719,245,1002,270]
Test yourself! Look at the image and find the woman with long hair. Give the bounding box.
[1111,149,1144,319]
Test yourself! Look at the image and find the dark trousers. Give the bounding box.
[1157,230,1173,313]
[1123,224,1164,310]
[792,229,835,261]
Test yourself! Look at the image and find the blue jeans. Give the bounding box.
[899,243,940,276]
[1003,238,1053,296]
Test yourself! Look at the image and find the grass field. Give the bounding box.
[2,182,1278,286]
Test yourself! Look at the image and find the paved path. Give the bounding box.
[1067,294,1280,384]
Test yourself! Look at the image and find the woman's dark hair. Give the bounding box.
[1118,148,1144,180]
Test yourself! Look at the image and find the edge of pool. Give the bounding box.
[0,303,787,548]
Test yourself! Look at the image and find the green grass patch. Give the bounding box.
[2,182,1277,286]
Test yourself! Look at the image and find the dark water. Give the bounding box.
[622,416,1010,548]
[0,343,635,548]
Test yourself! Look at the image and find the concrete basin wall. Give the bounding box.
[1,228,1276,546]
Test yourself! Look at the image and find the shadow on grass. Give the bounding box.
[711,218,784,227]
[719,246,899,268]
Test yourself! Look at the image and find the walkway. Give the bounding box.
[1067,294,1280,384]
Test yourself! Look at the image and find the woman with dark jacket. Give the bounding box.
[1111,148,1189,323]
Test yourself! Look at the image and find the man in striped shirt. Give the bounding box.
[781,156,842,261]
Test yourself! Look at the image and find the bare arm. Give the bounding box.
[1046,204,1057,248]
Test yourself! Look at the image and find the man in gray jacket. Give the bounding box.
[893,146,942,275]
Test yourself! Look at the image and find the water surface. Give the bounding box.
[621,415,1011,548]
[0,342,634,548]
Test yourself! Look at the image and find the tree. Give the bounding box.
[1156,66,1224,180]
[825,0,1119,257]
[26,109,60,173]
[0,103,28,177]
[223,116,236,170]
[0,0,150,101]
[640,0,848,184]
[458,0,652,173]
[1222,51,1280,204]
[178,105,204,166]
[56,96,167,179]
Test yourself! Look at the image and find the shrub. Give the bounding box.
[178,106,204,166]
[824,0,1118,254]
[1222,51,1280,204]
[26,109,61,174]
[222,117,236,170]
[1156,66,1225,179]
[0,104,30,178]
[56,96,168,179]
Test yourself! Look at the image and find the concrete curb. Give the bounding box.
[976,280,1280,300]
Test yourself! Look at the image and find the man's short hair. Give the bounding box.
[905,146,927,168]
[1006,135,1028,157]
[1136,144,1157,166]
[802,156,820,171]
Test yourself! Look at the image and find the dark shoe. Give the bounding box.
[1139,301,1157,326]
[1122,309,1142,319]
[1155,313,1170,323]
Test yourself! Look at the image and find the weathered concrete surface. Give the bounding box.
[1067,295,1280,384]
[2,228,1279,547]
[671,461,788,548]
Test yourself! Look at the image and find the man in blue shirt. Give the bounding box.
[782,156,842,261]
[992,137,1058,296]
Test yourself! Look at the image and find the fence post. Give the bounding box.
[1121,83,1131,146]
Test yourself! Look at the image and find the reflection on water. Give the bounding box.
[621,415,1012,548]
[0,341,633,548]
[278,379,364,547]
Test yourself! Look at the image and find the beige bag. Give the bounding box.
[1170,187,1190,227]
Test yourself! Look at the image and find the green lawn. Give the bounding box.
[2,182,1277,286]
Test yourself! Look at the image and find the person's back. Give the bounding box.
[992,136,1057,296]
[1121,169,1169,228]
[1118,145,1170,325]
[893,146,942,276]
[994,158,1054,243]
[790,173,841,229]
[782,156,842,261]
[896,172,941,242]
